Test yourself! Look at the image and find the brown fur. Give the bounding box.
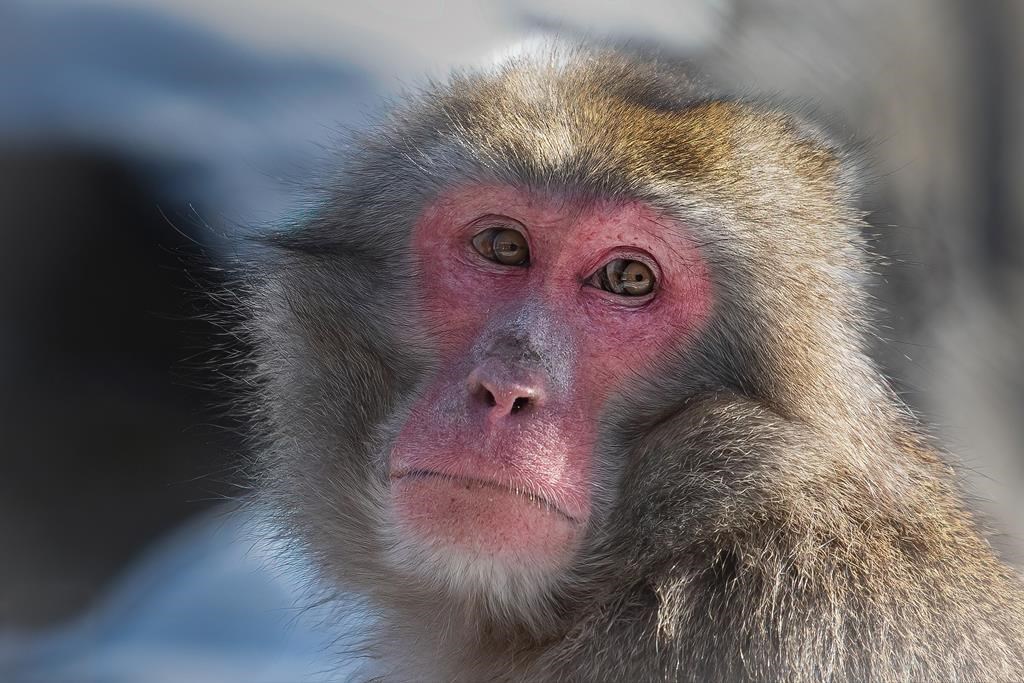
[238,43,1024,681]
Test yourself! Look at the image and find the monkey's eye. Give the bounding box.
[591,259,656,297]
[472,226,530,266]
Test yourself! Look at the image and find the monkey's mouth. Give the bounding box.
[390,469,580,524]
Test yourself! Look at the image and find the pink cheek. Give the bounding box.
[421,268,532,355]
[566,286,713,403]
[418,272,485,348]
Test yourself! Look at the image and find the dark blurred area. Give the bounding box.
[0,148,239,627]
[1,0,1022,636]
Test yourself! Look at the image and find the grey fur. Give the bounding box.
[234,43,1024,681]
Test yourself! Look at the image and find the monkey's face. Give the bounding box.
[251,46,866,640]
[385,184,711,588]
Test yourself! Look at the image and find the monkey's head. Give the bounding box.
[247,44,866,628]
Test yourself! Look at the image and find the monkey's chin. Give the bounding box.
[389,474,581,573]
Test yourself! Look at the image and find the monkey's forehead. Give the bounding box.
[381,43,848,219]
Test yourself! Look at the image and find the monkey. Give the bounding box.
[235,43,1024,681]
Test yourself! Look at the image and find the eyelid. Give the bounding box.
[582,249,662,283]
[464,216,530,247]
[465,214,528,235]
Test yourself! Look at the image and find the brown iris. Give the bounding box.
[595,259,656,296]
[472,226,530,266]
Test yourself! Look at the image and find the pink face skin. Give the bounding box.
[389,185,711,571]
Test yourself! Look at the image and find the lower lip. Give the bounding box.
[390,473,581,562]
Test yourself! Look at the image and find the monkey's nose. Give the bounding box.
[467,363,546,417]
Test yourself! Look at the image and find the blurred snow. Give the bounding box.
[1,505,368,682]
[1,1,378,229]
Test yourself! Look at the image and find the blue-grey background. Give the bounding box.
[1,0,1022,677]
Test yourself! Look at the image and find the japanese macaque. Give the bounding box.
[239,43,1024,681]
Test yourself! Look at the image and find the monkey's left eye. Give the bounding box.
[471,225,530,266]
[589,259,656,297]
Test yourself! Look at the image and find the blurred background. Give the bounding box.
[1,0,1022,668]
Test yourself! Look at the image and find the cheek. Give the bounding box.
[416,257,515,356]
[567,283,713,401]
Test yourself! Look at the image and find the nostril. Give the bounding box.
[479,386,497,407]
[511,396,529,413]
